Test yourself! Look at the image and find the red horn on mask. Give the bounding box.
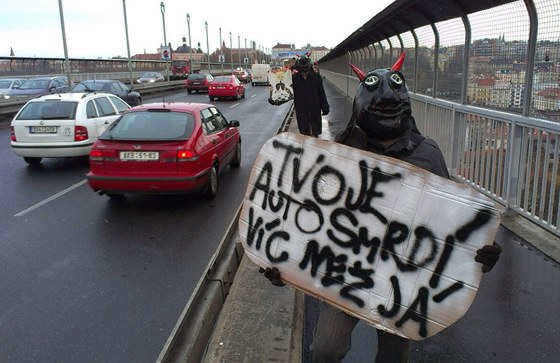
[349,63,366,81]
[391,52,406,71]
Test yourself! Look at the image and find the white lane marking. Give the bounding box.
[231,103,240,108]
[14,179,88,217]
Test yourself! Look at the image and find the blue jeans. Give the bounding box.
[309,301,412,363]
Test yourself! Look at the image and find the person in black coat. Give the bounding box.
[269,54,330,137]
[291,55,329,137]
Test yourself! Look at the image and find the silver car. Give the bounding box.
[136,72,164,84]
[0,78,27,98]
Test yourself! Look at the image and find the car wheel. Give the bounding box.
[24,157,42,166]
[252,82,255,86]
[137,97,142,105]
[209,96,214,101]
[205,164,218,199]
[187,89,192,94]
[230,141,241,168]
[234,92,239,101]
[241,91,245,99]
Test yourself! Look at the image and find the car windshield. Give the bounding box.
[16,101,77,120]
[142,73,157,78]
[102,110,195,141]
[213,76,232,83]
[19,79,49,89]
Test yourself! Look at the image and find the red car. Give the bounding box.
[87,102,241,199]
[208,75,246,101]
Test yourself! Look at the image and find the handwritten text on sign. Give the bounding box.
[239,132,500,340]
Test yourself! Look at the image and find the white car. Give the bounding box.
[10,92,130,165]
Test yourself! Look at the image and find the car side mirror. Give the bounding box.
[230,120,240,127]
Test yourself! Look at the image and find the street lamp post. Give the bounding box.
[229,32,233,72]
[187,13,192,75]
[160,1,169,81]
[219,27,223,75]
[122,0,134,86]
[57,0,71,85]
[244,38,248,66]
[238,35,241,68]
[205,21,210,73]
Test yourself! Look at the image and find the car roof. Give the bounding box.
[81,80,116,84]
[127,102,213,113]
[27,76,66,80]
[29,92,112,102]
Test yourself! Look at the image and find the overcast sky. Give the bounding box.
[0,0,395,59]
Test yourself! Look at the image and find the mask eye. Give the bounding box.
[390,73,403,85]
[364,75,378,86]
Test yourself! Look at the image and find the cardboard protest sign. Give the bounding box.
[239,132,501,340]
[268,69,293,102]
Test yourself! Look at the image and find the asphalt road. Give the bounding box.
[0,84,291,362]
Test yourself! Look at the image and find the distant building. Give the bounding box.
[270,43,331,66]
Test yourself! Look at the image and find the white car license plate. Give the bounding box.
[30,126,57,134]
[120,151,159,161]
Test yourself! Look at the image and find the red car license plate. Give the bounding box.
[120,151,159,161]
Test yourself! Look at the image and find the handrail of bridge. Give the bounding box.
[319,0,560,239]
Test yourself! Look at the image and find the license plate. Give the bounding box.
[192,81,200,85]
[30,126,57,134]
[217,86,225,89]
[120,151,159,161]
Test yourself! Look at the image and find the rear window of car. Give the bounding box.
[188,74,205,81]
[16,101,77,120]
[102,110,195,140]
[213,76,232,83]
[74,82,105,92]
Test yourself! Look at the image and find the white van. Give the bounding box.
[251,64,271,86]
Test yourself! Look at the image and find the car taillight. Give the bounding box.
[227,85,235,90]
[177,150,197,161]
[75,125,88,141]
[10,126,16,141]
[90,148,118,162]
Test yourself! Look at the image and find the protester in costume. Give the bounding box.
[261,53,502,362]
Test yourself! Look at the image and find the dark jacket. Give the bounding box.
[292,70,329,136]
[335,117,450,179]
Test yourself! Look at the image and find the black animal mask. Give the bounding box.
[349,53,412,140]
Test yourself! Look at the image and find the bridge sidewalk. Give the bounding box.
[202,81,560,362]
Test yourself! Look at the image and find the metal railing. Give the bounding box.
[319,0,560,237]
